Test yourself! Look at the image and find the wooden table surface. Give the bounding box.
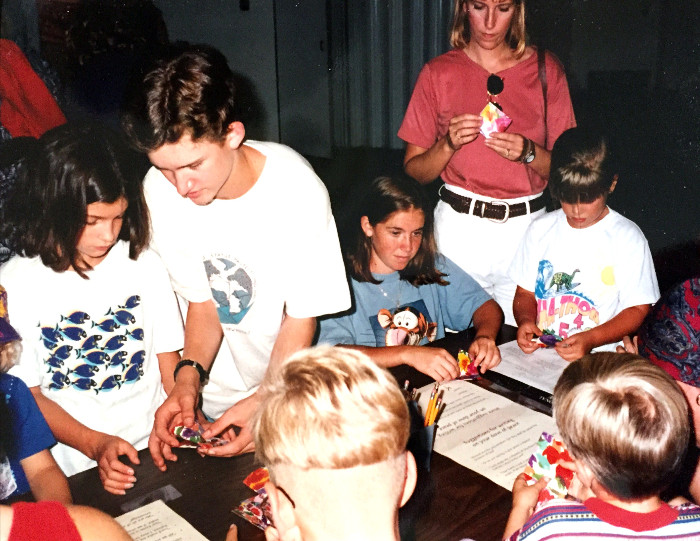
[66,327,552,541]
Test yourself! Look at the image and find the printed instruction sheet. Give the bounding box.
[418,379,557,490]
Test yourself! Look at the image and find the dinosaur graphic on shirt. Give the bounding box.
[548,269,580,293]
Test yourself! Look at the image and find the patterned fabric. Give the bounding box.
[508,498,700,540]
[639,278,700,387]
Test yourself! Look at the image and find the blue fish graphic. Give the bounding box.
[72,378,98,391]
[102,335,126,352]
[108,308,135,326]
[70,364,99,378]
[96,375,122,394]
[81,350,110,366]
[59,326,87,341]
[128,350,146,367]
[52,345,73,360]
[45,356,64,372]
[122,364,143,383]
[42,337,58,351]
[125,328,144,341]
[107,351,128,369]
[61,311,91,325]
[49,370,70,390]
[40,326,63,343]
[120,295,141,309]
[77,335,102,354]
[92,319,119,332]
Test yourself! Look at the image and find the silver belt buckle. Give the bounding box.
[487,200,510,223]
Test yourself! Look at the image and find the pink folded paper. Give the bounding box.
[480,102,512,138]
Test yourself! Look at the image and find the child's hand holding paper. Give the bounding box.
[522,432,575,503]
[171,422,229,451]
[457,350,480,380]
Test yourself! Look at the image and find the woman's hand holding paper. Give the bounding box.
[445,113,482,151]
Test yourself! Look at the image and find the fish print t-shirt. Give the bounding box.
[1,242,183,475]
[509,209,659,347]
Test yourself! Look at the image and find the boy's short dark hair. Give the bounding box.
[120,42,238,152]
[0,122,149,279]
[548,128,616,204]
[553,352,689,500]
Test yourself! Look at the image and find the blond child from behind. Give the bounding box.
[504,352,700,540]
[510,128,659,361]
[250,345,417,541]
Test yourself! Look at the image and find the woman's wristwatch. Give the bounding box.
[519,138,536,164]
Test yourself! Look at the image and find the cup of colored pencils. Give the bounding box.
[404,380,441,471]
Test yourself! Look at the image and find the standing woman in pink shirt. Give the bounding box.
[398,0,576,326]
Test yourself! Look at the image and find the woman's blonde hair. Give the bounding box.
[553,352,689,499]
[449,0,527,58]
[251,346,410,470]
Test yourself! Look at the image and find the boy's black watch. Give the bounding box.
[174,359,208,384]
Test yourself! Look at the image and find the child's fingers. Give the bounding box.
[225,524,238,541]
[206,426,254,457]
[534,476,550,488]
[123,443,140,466]
[557,459,576,470]
[101,474,134,495]
[518,339,540,354]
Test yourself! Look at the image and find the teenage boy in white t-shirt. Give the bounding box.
[121,43,350,467]
[509,128,659,361]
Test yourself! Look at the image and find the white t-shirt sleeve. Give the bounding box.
[139,249,185,354]
[613,221,660,309]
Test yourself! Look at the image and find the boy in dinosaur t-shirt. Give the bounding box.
[509,129,659,362]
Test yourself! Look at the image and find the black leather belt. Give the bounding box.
[439,188,545,223]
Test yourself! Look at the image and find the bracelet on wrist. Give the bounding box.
[174,359,208,385]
